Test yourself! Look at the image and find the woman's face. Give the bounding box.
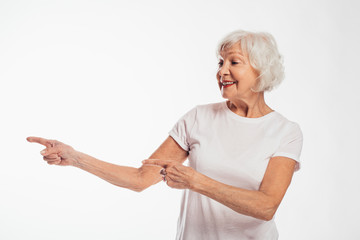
[217,43,259,100]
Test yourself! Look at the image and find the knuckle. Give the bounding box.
[169,166,178,173]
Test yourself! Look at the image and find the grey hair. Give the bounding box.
[216,30,285,92]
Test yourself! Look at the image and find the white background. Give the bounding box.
[1,0,359,239]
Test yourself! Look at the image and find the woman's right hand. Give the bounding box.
[27,136,80,166]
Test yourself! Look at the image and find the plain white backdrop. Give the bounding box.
[1,0,359,239]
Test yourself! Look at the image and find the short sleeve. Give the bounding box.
[168,106,197,152]
[272,123,304,171]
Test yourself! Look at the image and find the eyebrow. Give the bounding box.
[228,51,245,57]
[219,51,246,59]
[226,51,244,56]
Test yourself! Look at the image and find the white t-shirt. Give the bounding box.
[168,101,303,240]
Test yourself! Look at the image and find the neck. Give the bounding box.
[227,92,273,118]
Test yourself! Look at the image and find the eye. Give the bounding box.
[218,61,223,67]
[232,61,240,65]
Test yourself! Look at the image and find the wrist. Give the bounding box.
[72,150,85,168]
[189,171,205,191]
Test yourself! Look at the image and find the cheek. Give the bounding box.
[245,67,260,81]
[234,69,257,84]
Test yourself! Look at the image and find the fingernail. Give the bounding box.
[40,150,46,155]
[142,160,145,164]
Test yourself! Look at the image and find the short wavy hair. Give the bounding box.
[216,30,284,92]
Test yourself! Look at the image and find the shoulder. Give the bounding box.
[270,111,303,138]
[178,102,224,125]
[194,101,224,116]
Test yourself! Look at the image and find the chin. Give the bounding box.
[220,89,233,99]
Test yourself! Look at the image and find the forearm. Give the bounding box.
[73,151,159,192]
[191,174,277,221]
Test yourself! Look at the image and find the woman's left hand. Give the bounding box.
[142,159,199,189]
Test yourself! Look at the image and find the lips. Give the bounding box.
[221,80,237,88]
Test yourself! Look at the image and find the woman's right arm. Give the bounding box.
[27,136,188,192]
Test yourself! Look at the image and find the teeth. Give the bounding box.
[222,81,236,86]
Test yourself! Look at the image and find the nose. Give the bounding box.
[218,62,230,78]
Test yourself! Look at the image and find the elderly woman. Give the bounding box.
[27,29,303,240]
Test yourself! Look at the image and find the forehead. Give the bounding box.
[219,43,246,58]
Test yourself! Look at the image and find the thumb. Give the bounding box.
[142,159,174,168]
[40,147,58,156]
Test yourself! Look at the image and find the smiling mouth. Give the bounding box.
[221,81,237,87]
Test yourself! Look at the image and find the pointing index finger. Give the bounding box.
[26,136,53,147]
[142,159,173,168]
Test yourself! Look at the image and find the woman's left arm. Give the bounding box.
[143,156,296,221]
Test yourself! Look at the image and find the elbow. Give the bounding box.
[260,202,279,221]
[111,177,149,193]
[127,183,144,192]
[261,212,275,221]
[132,182,151,192]
[128,181,148,193]
[131,187,145,193]
[129,178,153,193]
[131,166,162,192]
[112,182,145,192]
[127,166,162,192]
